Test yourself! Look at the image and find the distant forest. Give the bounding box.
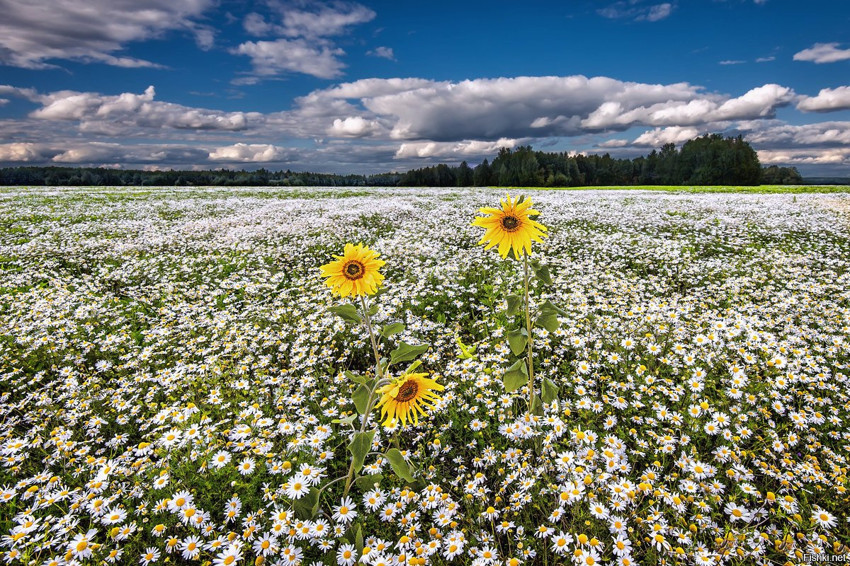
[0,134,804,187]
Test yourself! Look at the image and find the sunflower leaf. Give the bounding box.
[354,473,382,491]
[389,341,429,365]
[539,299,568,316]
[380,322,405,338]
[503,359,529,392]
[455,334,477,359]
[352,384,371,415]
[332,414,357,426]
[345,371,369,384]
[328,304,361,324]
[541,377,560,403]
[385,448,415,483]
[532,262,552,285]
[348,429,376,474]
[535,313,560,333]
[506,328,528,356]
[506,295,522,316]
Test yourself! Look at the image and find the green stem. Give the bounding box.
[524,254,535,411]
[342,295,386,497]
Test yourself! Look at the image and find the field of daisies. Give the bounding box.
[1,185,849,566]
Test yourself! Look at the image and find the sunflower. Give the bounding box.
[374,372,444,427]
[320,243,385,298]
[472,194,547,258]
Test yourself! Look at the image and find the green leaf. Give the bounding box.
[533,263,552,285]
[368,304,378,316]
[354,473,382,491]
[292,487,320,519]
[385,448,415,483]
[344,371,369,385]
[506,295,522,316]
[380,322,405,338]
[352,384,371,415]
[455,334,477,360]
[506,328,528,357]
[535,313,560,333]
[331,414,357,426]
[329,304,361,324]
[541,377,560,403]
[539,300,567,317]
[530,394,543,416]
[389,341,429,366]
[354,523,364,555]
[347,429,376,474]
[503,359,529,392]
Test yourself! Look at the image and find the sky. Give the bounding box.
[1,0,849,176]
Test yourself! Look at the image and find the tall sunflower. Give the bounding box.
[320,243,385,298]
[374,372,444,427]
[472,194,547,258]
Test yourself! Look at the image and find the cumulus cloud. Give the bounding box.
[758,148,850,166]
[328,117,382,137]
[29,86,255,133]
[234,1,375,80]
[797,86,850,112]
[232,38,346,79]
[632,126,703,146]
[793,43,850,64]
[394,138,519,159]
[742,121,850,147]
[208,143,293,162]
[0,0,214,69]
[0,142,51,162]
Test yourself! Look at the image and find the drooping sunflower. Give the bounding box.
[320,243,386,298]
[374,372,444,427]
[472,194,547,258]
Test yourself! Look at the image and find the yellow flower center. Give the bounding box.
[396,380,419,402]
[501,215,520,232]
[343,261,365,280]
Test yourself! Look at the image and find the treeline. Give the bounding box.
[0,166,399,187]
[398,135,802,187]
[0,134,804,187]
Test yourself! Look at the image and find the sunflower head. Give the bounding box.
[320,243,385,298]
[374,372,444,427]
[472,194,547,259]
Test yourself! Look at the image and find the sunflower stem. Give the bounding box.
[342,295,385,498]
[523,253,535,411]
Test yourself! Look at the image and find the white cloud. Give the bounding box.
[755,56,775,63]
[632,126,702,146]
[30,86,254,132]
[208,143,291,162]
[232,38,346,79]
[0,0,214,69]
[597,139,629,148]
[234,2,375,80]
[643,3,673,21]
[793,43,850,64]
[719,60,745,65]
[394,138,519,159]
[367,46,396,61]
[328,117,382,137]
[742,121,850,147]
[797,86,850,112]
[758,148,850,166]
[0,142,49,161]
[598,1,674,22]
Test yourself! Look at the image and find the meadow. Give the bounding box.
[1,185,849,566]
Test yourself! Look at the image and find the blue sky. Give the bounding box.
[1,0,849,175]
